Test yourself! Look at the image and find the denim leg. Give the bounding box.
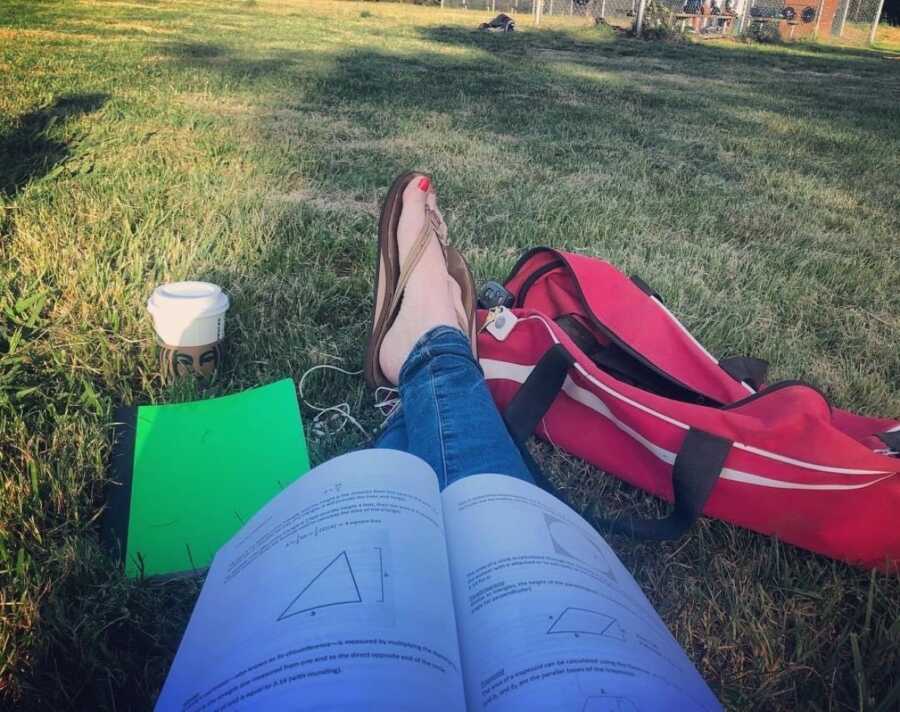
[394,325,534,490]
[373,407,408,451]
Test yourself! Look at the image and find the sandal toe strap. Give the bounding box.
[384,204,451,322]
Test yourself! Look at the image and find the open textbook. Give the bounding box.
[157,449,721,711]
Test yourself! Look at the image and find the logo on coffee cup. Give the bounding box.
[161,343,222,380]
[148,282,229,384]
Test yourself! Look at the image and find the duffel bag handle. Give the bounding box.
[503,345,732,541]
[719,355,769,391]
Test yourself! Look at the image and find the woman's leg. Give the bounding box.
[374,326,533,489]
[373,408,407,451]
[370,175,532,489]
[400,326,534,489]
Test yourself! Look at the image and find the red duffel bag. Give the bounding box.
[476,248,900,570]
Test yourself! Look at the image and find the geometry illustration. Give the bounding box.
[583,696,640,712]
[277,551,362,621]
[544,513,615,580]
[547,607,627,641]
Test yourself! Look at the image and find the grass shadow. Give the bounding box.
[0,93,108,200]
[158,40,316,83]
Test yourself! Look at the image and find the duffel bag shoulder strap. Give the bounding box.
[505,344,732,541]
[503,247,769,405]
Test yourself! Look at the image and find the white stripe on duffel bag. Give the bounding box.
[651,296,756,396]
[481,356,894,491]
[492,314,893,477]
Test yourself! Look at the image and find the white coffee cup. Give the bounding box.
[148,282,230,380]
[147,281,230,347]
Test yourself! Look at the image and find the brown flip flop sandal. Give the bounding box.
[364,173,478,388]
[365,171,447,388]
[446,246,478,362]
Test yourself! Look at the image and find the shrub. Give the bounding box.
[636,0,687,42]
[743,20,782,43]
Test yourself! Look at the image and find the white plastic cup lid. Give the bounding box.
[147,281,230,346]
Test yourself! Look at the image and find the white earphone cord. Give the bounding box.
[298,364,399,440]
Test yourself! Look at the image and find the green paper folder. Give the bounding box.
[104,379,309,578]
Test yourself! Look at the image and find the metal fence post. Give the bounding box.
[738,0,754,33]
[868,0,886,44]
[634,0,648,34]
[834,0,851,36]
[812,0,825,36]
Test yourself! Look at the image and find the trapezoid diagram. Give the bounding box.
[277,550,361,621]
[544,513,615,581]
[583,695,640,712]
[547,607,626,642]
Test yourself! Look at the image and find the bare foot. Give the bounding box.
[378,177,464,385]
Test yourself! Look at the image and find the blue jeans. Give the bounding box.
[374,326,534,490]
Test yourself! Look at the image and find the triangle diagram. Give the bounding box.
[544,513,615,581]
[277,551,361,621]
[602,619,627,642]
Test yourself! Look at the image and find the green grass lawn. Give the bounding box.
[1,0,899,708]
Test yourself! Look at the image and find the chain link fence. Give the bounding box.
[439,0,888,45]
[825,0,889,44]
[734,0,887,43]
[438,0,537,13]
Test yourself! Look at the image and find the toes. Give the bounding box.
[400,177,428,222]
[422,184,449,243]
[426,191,446,226]
[397,175,429,243]
[401,174,429,210]
[425,186,438,210]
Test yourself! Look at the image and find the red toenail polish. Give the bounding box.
[418,177,430,192]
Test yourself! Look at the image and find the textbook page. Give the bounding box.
[442,474,721,712]
[156,449,466,712]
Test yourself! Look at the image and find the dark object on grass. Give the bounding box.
[479,13,516,31]
[477,281,515,310]
[782,5,796,19]
[801,5,816,21]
